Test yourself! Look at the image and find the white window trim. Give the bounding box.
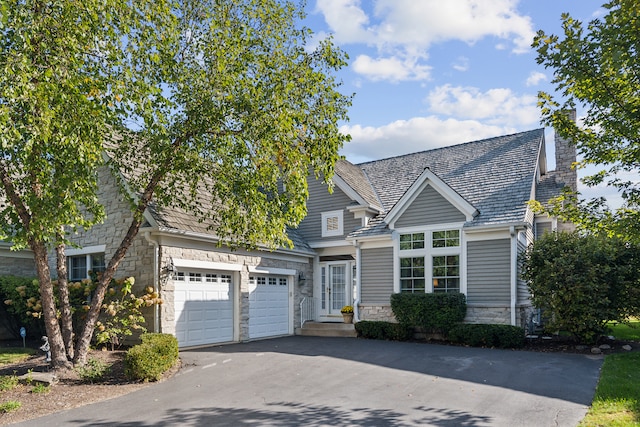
[321,209,344,237]
[396,226,463,294]
[66,246,106,281]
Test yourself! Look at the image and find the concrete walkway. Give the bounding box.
[16,336,603,426]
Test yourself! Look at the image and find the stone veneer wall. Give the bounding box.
[49,166,156,325]
[160,245,312,342]
[358,304,395,322]
[0,253,37,277]
[359,304,530,328]
[464,306,511,325]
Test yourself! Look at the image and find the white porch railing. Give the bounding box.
[300,297,318,328]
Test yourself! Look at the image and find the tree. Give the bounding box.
[0,0,351,367]
[532,0,640,242]
[521,232,640,344]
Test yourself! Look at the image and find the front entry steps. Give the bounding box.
[296,321,357,338]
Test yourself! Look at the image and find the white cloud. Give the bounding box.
[339,117,511,163]
[426,84,540,127]
[315,0,536,82]
[314,0,371,43]
[352,55,431,82]
[452,56,469,72]
[525,71,546,86]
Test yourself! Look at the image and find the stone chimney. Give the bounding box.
[554,109,577,192]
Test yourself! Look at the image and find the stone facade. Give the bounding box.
[554,109,578,193]
[159,244,312,342]
[54,167,156,297]
[0,248,36,277]
[465,306,511,325]
[358,304,395,322]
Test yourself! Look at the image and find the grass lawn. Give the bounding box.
[580,318,640,426]
[606,318,640,341]
[0,348,35,365]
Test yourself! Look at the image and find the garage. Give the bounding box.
[173,270,234,347]
[248,273,290,339]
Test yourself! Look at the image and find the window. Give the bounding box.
[432,255,460,293]
[68,253,106,281]
[432,230,460,248]
[400,257,425,293]
[400,233,425,250]
[321,210,344,237]
[397,228,462,294]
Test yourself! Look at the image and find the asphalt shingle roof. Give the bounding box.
[349,129,546,238]
[334,160,383,212]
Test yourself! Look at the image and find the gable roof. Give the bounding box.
[349,129,546,239]
[333,160,384,212]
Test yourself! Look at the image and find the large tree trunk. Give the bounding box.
[55,242,75,360]
[30,241,71,369]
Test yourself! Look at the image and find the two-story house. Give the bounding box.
[0,124,575,347]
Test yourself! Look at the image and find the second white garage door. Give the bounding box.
[249,275,290,339]
[173,271,234,347]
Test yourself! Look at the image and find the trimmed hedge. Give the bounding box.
[355,320,413,341]
[124,333,179,382]
[448,324,525,349]
[390,292,466,335]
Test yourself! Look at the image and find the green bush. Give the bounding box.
[355,321,412,341]
[74,357,110,383]
[390,292,466,336]
[0,276,44,338]
[124,333,178,382]
[521,232,640,344]
[448,324,525,348]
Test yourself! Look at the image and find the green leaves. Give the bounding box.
[521,232,640,343]
[533,0,640,242]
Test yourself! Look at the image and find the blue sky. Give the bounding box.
[302,0,629,207]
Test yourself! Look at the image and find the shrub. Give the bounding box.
[31,383,50,394]
[448,324,525,348]
[355,321,412,341]
[391,292,466,336]
[521,232,640,344]
[0,375,19,392]
[0,401,21,413]
[0,276,44,338]
[124,333,178,382]
[75,357,110,383]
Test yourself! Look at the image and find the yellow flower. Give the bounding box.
[340,305,354,314]
[4,299,12,305]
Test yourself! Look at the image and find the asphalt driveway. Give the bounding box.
[16,336,603,426]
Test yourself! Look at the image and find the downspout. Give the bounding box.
[509,226,517,326]
[144,232,160,333]
[353,240,361,322]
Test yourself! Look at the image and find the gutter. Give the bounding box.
[143,232,160,333]
[509,226,517,326]
[353,239,361,322]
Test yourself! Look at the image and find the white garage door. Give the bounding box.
[174,271,234,347]
[249,275,289,339]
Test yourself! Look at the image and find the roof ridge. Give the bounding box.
[355,128,544,166]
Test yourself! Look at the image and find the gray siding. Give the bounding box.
[467,239,511,305]
[395,185,465,228]
[360,247,394,304]
[517,238,530,304]
[297,176,361,241]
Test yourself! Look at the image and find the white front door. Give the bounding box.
[319,263,352,321]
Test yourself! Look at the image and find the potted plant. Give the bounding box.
[340,305,354,324]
